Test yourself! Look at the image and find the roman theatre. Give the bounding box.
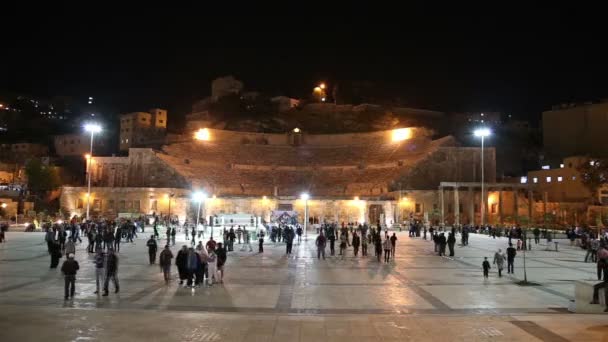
[59,126,519,230]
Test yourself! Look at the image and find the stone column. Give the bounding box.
[440,187,445,226]
[454,186,460,226]
[469,187,475,225]
[498,189,504,225]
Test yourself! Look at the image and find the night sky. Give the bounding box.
[2,7,606,126]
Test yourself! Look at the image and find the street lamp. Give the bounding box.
[84,123,102,220]
[192,191,207,236]
[474,127,491,226]
[300,193,309,239]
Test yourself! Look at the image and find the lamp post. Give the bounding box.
[84,123,102,220]
[474,128,491,226]
[192,191,206,238]
[301,193,309,240]
[167,193,174,227]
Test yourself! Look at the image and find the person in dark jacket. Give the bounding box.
[175,245,188,286]
[284,227,295,255]
[216,242,227,283]
[94,250,105,294]
[447,232,456,256]
[103,250,119,296]
[61,253,79,300]
[438,233,447,256]
[50,240,62,268]
[352,232,360,257]
[506,243,517,274]
[159,245,173,284]
[147,235,158,264]
[114,228,121,252]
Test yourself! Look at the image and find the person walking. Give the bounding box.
[258,230,265,253]
[586,238,599,263]
[361,233,368,257]
[285,227,294,255]
[352,232,360,257]
[191,226,196,247]
[86,229,95,253]
[493,249,505,277]
[591,245,608,312]
[532,227,540,244]
[447,232,456,257]
[390,232,398,258]
[171,227,176,246]
[482,257,491,278]
[241,228,253,252]
[383,236,391,263]
[375,234,382,262]
[438,233,447,256]
[103,250,119,296]
[316,233,327,260]
[339,234,347,258]
[113,228,121,252]
[94,250,105,294]
[159,245,173,284]
[506,243,517,274]
[147,235,158,264]
[64,238,76,258]
[175,245,188,286]
[185,247,199,287]
[216,242,227,283]
[49,240,62,269]
[328,228,336,256]
[206,247,218,286]
[61,253,79,300]
[296,226,302,244]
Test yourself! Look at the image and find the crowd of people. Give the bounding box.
[3,213,605,313]
[313,223,398,263]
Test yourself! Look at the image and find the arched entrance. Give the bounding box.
[368,204,384,226]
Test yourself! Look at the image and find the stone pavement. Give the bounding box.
[0,229,606,341]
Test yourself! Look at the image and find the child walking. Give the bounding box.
[482,257,491,278]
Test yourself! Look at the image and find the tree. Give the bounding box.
[577,158,608,203]
[25,159,61,194]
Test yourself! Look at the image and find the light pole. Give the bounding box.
[84,123,102,220]
[301,193,309,240]
[167,193,174,226]
[474,128,491,226]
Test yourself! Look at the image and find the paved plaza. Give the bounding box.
[0,229,606,341]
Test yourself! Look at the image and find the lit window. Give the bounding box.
[546,177,552,183]
[542,165,550,170]
[533,177,538,183]
[560,164,564,168]
[520,176,527,184]
[557,176,563,182]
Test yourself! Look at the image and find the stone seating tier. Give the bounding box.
[162,136,454,168]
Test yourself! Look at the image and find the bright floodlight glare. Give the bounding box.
[300,193,309,200]
[474,128,491,137]
[192,191,207,202]
[391,128,412,142]
[84,123,102,133]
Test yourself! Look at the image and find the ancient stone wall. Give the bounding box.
[398,146,496,190]
[90,149,190,188]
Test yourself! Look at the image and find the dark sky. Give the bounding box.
[2,6,607,124]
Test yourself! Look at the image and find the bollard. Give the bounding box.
[528,237,532,250]
[554,241,558,252]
